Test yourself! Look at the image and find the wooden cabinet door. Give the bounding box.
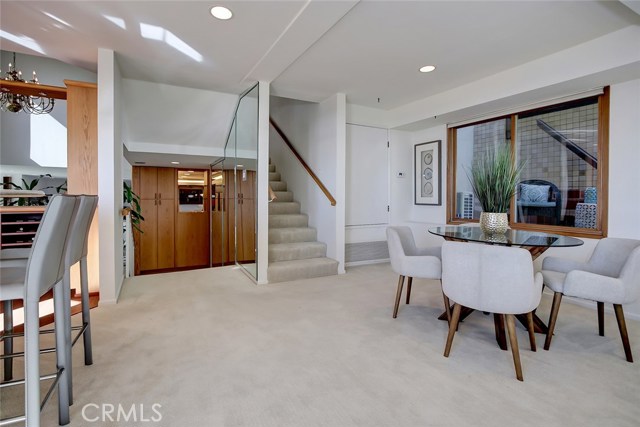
[157,196,175,269]
[139,198,158,271]
[157,168,175,201]
[239,197,256,262]
[138,167,158,200]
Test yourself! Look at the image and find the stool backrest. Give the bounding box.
[65,195,99,266]
[25,195,78,302]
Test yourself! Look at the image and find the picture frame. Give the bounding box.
[414,140,441,205]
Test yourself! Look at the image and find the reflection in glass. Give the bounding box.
[515,98,599,228]
[454,118,511,220]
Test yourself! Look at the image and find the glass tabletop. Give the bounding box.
[428,226,584,248]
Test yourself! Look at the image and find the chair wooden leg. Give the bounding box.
[613,304,633,363]
[597,301,605,337]
[526,312,536,352]
[392,275,404,318]
[544,292,563,351]
[3,300,13,381]
[406,276,413,305]
[444,304,462,357]
[441,285,451,325]
[506,314,524,381]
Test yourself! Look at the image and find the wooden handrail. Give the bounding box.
[269,118,336,206]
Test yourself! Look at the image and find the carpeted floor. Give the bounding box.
[2,263,639,426]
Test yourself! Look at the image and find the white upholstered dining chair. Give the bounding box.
[541,237,640,362]
[441,241,542,381]
[386,226,448,320]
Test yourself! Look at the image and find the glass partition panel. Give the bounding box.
[219,83,258,279]
[234,84,258,278]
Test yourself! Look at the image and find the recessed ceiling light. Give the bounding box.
[171,161,180,164]
[210,6,233,20]
[419,65,436,73]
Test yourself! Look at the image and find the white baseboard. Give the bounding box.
[345,258,390,268]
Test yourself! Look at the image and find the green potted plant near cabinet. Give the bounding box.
[468,144,524,234]
[123,181,144,232]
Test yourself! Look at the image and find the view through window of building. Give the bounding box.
[448,89,608,236]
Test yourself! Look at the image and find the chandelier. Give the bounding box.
[1,52,55,114]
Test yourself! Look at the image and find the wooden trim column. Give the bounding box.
[65,80,99,294]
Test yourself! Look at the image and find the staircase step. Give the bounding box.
[269,164,276,172]
[269,172,281,181]
[269,214,308,228]
[268,257,339,283]
[270,181,287,191]
[272,191,293,202]
[269,227,317,244]
[269,242,327,262]
[269,201,300,214]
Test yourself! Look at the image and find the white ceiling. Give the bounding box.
[2,0,639,110]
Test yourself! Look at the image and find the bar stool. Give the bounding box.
[0,194,78,426]
[1,195,97,401]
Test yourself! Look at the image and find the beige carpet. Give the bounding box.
[2,263,639,427]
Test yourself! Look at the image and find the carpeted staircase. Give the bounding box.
[268,162,339,283]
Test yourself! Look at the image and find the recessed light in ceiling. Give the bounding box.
[134,161,146,165]
[210,6,233,20]
[419,65,436,73]
[171,161,180,164]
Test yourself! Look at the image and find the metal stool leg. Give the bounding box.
[3,300,13,381]
[80,257,93,365]
[54,282,71,425]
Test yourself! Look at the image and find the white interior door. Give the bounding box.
[346,124,389,226]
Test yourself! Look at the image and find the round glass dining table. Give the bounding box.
[428,226,583,260]
[428,225,584,350]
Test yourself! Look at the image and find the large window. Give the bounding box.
[447,88,609,237]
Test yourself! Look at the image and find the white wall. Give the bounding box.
[270,94,346,272]
[97,49,124,304]
[257,81,270,284]
[121,79,238,158]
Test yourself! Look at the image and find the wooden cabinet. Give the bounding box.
[175,170,210,268]
[134,167,175,273]
[224,170,256,264]
[0,207,45,249]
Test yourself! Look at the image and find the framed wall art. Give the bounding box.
[414,140,441,205]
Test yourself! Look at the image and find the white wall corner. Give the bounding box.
[97,48,123,303]
[335,93,347,274]
[257,81,271,284]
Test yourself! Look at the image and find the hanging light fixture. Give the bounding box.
[0,52,55,114]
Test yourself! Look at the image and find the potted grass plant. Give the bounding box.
[468,144,524,234]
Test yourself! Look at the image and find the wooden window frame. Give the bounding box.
[446,87,609,238]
